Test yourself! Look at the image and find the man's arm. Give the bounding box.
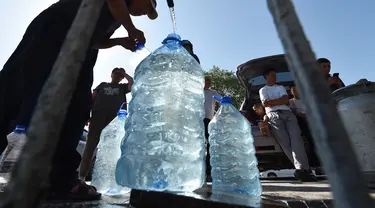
[106,0,136,32]
[259,88,267,104]
[264,95,289,107]
[94,37,136,51]
[263,86,289,107]
[124,73,134,92]
[106,0,145,43]
[94,38,121,49]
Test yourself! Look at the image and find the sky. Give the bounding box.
[0,0,374,101]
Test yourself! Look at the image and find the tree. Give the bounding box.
[204,66,245,109]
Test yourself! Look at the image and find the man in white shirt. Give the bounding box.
[204,76,220,182]
[259,68,315,181]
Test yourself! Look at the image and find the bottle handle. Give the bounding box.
[119,102,127,111]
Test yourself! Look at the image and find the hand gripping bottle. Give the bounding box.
[116,33,206,192]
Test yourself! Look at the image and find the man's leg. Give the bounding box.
[79,112,109,180]
[296,115,321,167]
[283,111,310,170]
[47,88,101,200]
[203,118,211,182]
[268,112,294,165]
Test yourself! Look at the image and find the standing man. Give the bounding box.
[0,0,158,201]
[79,68,133,181]
[289,84,321,168]
[259,69,315,182]
[203,76,220,182]
[317,58,345,91]
[182,40,200,64]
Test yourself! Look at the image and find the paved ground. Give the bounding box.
[1,175,375,207]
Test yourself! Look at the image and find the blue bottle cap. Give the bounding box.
[118,109,128,117]
[135,42,145,51]
[213,95,232,104]
[14,125,27,133]
[220,96,233,104]
[162,33,182,44]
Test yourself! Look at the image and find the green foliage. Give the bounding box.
[204,66,245,109]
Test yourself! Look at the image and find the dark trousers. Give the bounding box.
[203,118,211,178]
[0,9,96,192]
[295,115,321,167]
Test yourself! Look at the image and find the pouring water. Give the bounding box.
[169,7,177,34]
[166,0,177,34]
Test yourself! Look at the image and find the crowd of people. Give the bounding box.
[253,58,345,182]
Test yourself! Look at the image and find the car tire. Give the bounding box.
[267,172,277,178]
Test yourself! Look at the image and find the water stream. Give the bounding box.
[169,7,177,34]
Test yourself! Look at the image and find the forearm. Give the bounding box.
[93,38,121,49]
[106,0,135,31]
[268,97,289,106]
[124,74,134,85]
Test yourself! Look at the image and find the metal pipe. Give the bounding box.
[0,0,105,207]
[166,0,174,8]
[267,0,374,207]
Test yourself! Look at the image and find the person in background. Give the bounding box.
[182,40,200,64]
[203,76,220,182]
[79,68,133,181]
[259,68,315,182]
[289,84,321,168]
[252,103,272,136]
[317,58,345,92]
[0,0,157,200]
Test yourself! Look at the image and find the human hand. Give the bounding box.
[263,100,272,107]
[328,76,340,85]
[117,37,137,52]
[127,27,146,44]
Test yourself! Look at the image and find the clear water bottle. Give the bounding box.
[130,43,152,68]
[116,33,206,192]
[0,126,27,174]
[91,105,129,197]
[209,96,261,207]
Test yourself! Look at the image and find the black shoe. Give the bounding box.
[314,167,325,176]
[294,169,317,182]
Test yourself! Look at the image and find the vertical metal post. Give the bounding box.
[0,0,105,207]
[267,0,374,207]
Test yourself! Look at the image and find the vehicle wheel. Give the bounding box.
[267,172,277,178]
[85,156,96,181]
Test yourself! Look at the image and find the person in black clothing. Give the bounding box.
[0,0,158,201]
[317,58,345,91]
[182,40,200,64]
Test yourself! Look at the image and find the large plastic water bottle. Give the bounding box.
[209,96,261,206]
[116,33,206,192]
[91,105,129,197]
[0,126,27,174]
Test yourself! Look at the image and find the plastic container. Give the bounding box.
[116,33,206,192]
[209,96,261,207]
[91,105,129,197]
[0,125,27,173]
